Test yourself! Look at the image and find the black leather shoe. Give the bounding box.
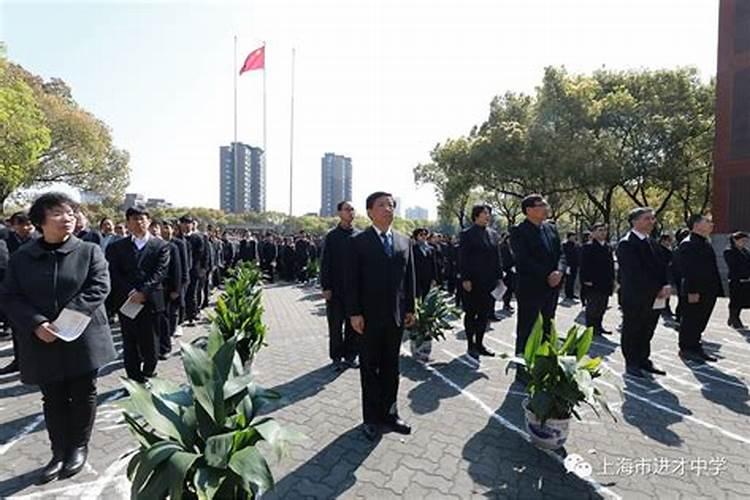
[345,358,360,369]
[625,365,645,378]
[383,417,411,435]
[466,346,479,360]
[60,446,87,479]
[641,362,666,376]
[679,350,705,363]
[39,453,65,484]
[0,359,19,375]
[477,345,496,357]
[362,424,380,442]
[597,329,613,336]
[699,350,718,362]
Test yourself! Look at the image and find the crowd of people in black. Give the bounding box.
[1,189,748,471]
[0,193,320,484]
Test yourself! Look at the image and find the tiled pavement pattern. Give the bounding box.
[1,283,749,499]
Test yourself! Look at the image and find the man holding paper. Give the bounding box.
[106,206,170,384]
[0,192,115,483]
[616,207,670,378]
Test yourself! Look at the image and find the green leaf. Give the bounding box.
[228,446,274,496]
[524,314,544,366]
[130,442,181,499]
[560,325,578,355]
[165,451,200,500]
[205,432,236,469]
[194,467,227,500]
[223,372,255,401]
[121,378,194,448]
[576,326,594,360]
[181,342,226,427]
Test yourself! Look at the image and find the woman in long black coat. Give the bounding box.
[723,231,750,329]
[0,192,116,484]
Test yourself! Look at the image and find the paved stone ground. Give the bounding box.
[1,283,749,499]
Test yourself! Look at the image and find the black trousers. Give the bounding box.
[584,289,609,333]
[463,288,492,348]
[359,321,402,425]
[679,295,717,351]
[202,269,213,308]
[502,272,516,307]
[39,371,98,454]
[158,297,180,356]
[515,289,559,354]
[119,309,160,382]
[186,273,206,320]
[621,304,660,367]
[564,266,578,299]
[326,299,358,362]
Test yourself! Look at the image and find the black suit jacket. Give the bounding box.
[676,233,724,297]
[724,246,750,281]
[458,224,502,292]
[170,236,190,291]
[413,243,438,287]
[106,236,171,313]
[562,241,580,268]
[579,241,615,295]
[510,219,563,298]
[164,240,184,298]
[239,239,257,262]
[345,227,416,328]
[616,232,668,310]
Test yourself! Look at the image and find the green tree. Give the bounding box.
[0,58,51,208]
[2,63,130,206]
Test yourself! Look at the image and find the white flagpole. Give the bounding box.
[262,41,267,213]
[289,47,296,216]
[233,35,240,213]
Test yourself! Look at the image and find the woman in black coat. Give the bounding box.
[723,232,750,329]
[0,192,116,484]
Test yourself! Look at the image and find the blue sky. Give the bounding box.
[1,0,719,217]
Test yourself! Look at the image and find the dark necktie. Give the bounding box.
[381,232,393,257]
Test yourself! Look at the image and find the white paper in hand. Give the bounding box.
[491,280,507,301]
[120,296,144,319]
[652,297,666,310]
[51,308,91,342]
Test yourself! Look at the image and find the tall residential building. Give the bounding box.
[320,153,353,217]
[405,206,429,220]
[220,142,266,213]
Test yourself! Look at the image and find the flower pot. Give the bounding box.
[522,397,570,450]
[410,338,432,362]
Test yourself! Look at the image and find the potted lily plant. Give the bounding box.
[407,287,460,361]
[209,262,267,369]
[120,330,302,499]
[506,316,616,449]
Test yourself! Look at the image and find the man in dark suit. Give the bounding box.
[459,205,502,359]
[562,232,580,301]
[510,194,565,356]
[413,227,438,301]
[107,207,170,383]
[320,201,360,371]
[616,207,670,378]
[259,233,277,282]
[346,191,416,441]
[239,231,257,263]
[171,219,191,335]
[154,220,184,358]
[676,214,723,363]
[579,223,615,336]
[499,232,516,313]
[0,212,36,374]
[180,215,209,324]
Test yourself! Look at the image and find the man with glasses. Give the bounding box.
[617,207,670,378]
[509,194,565,358]
[320,201,360,371]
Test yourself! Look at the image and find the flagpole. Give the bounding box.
[233,35,238,145]
[289,47,296,216]
[262,42,268,213]
[233,35,240,213]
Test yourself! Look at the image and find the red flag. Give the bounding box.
[240,46,265,74]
